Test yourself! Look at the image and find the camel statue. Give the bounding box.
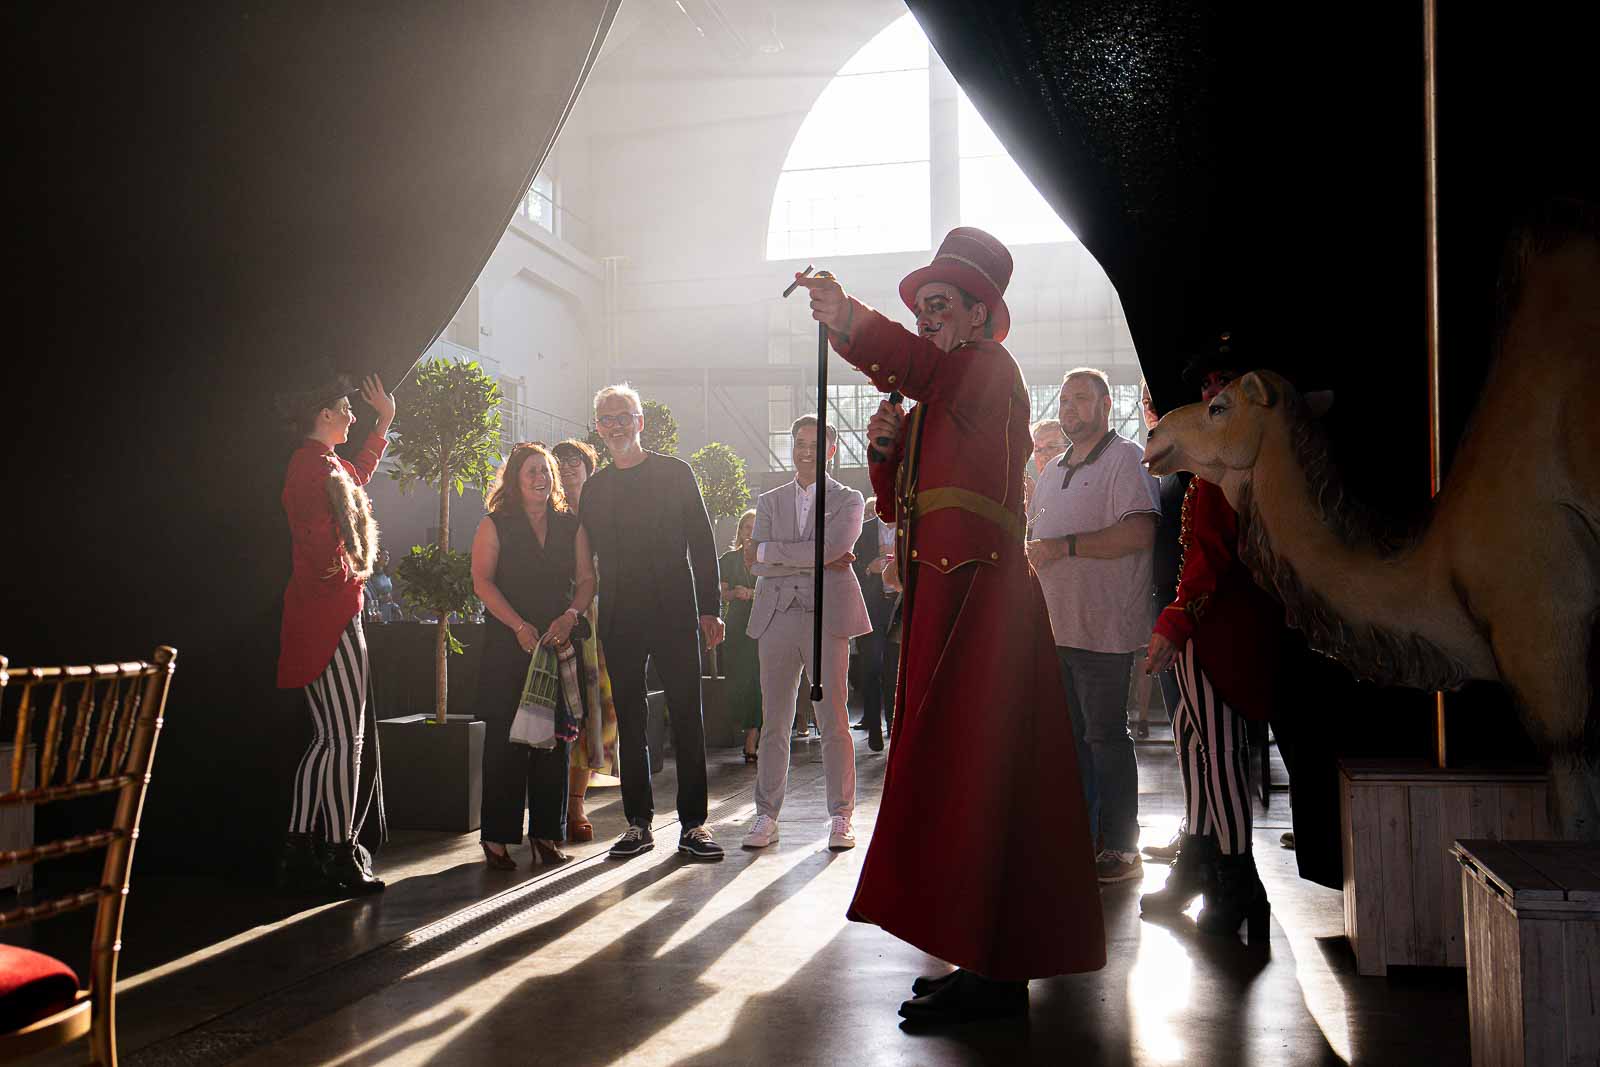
[1143,203,1600,838]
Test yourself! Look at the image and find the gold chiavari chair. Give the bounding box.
[0,647,177,1067]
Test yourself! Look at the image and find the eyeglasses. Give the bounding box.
[557,458,587,471]
[595,413,640,429]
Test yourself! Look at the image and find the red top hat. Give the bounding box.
[898,226,1013,342]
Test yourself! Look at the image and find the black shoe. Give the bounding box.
[1197,851,1271,946]
[899,970,1027,1024]
[322,841,385,896]
[851,719,870,731]
[609,824,655,859]
[867,729,884,752]
[910,969,960,997]
[678,825,725,861]
[275,832,326,893]
[1140,834,1217,915]
[1142,827,1186,862]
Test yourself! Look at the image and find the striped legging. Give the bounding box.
[289,614,369,842]
[1171,640,1253,855]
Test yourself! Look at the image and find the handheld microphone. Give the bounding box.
[869,390,904,463]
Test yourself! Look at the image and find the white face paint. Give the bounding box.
[913,282,985,354]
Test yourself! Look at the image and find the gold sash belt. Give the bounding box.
[911,486,1026,542]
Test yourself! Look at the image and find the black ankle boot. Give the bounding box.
[321,840,386,896]
[276,832,326,893]
[1140,834,1217,915]
[1197,850,1269,945]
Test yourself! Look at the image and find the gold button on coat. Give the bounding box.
[910,549,918,558]
[870,363,880,372]
[887,375,897,384]
[940,557,949,566]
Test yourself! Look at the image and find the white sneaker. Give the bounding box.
[743,814,780,849]
[828,815,856,851]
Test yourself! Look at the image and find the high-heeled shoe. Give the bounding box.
[1197,850,1270,946]
[531,839,572,867]
[481,842,517,870]
[742,748,758,764]
[1140,834,1216,915]
[567,793,594,842]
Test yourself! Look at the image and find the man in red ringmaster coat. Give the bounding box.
[791,227,1105,1025]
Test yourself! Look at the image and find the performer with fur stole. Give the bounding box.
[274,371,394,897]
[790,228,1105,1024]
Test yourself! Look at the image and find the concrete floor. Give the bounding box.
[14,727,1474,1065]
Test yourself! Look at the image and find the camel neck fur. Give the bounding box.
[1225,401,1488,689]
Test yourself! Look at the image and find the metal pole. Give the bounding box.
[1423,0,1447,769]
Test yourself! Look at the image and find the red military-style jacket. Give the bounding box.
[830,300,1106,981]
[276,432,387,689]
[833,304,1032,576]
[1153,476,1286,720]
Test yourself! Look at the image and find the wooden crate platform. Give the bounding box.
[1454,839,1600,1066]
[1340,759,1552,975]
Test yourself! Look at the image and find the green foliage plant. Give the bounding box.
[689,442,752,524]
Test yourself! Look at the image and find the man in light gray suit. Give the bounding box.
[743,415,871,852]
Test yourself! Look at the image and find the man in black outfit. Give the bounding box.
[850,499,896,751]
[579,383,725,861]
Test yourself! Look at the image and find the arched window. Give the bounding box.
[766,16,930,260]
[767,13,1072,261]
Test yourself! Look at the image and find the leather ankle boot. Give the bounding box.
[275,832,325,893]
[321,840,386,896]
[1197,850,1270,945]
[1140,834,1217,915]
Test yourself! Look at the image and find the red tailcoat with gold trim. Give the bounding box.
[836,304,1105,980]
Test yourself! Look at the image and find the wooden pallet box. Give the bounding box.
[1453,839,1600,1067]
[1339,759,1552,975]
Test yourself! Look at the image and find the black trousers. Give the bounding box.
[606,621,709,830]
[855,624,895,736]
[480,689,571,845]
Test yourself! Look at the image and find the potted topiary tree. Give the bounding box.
[689,440,752,545]
[388,357,503,724]
[378,355,502,832]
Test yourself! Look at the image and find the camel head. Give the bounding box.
[1144,370,1333,491]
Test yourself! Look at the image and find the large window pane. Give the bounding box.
[958,93,1074,245]
[767,161,930,260]
[781,69,928,172]
[766,14,930,261]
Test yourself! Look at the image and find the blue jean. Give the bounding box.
[1057,647,1139,853]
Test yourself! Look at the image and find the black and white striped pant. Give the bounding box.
[289,614,369,843]
[1172,640,1253,855]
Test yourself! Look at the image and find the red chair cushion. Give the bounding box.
[0,944,80,1032]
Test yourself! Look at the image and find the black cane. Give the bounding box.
[807,273,834,701]
[782,265,828,702]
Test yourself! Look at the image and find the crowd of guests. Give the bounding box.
[270,222,1269,1033]
[272,343,1266,939]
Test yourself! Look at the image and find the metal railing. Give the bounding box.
[515,186,594,252]
[422,337,499,377]
[416,340,584,452]
[500,400,590,451]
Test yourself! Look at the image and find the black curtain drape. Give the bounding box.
[907,0,1594,884]
[6,1,620,874]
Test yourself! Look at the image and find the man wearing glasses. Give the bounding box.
[577,384,726,861]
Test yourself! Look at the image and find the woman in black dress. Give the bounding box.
[470,442,596,869]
